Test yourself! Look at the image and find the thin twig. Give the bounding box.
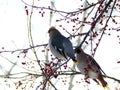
[49,80,57,90]
[77,0,113,49]
[0,44,47,53]
[21,0,101,15]
[0,33,86,54]
[93,0,117,56]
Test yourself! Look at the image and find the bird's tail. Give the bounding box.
[72,59,78,64]
[97,74,108,89]
[67,53,78,64]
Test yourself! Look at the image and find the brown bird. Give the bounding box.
[75,48,108,88]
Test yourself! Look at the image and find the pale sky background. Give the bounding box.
[0,0,120,90]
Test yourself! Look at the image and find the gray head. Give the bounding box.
[48,26,61,37]
[75,47,84,54]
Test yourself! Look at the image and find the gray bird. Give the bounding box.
[75,48,108,88]
[48,26,78,64]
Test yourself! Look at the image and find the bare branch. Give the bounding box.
[0,44,47,53]
[76,0,113,49]
[21,0,101,15]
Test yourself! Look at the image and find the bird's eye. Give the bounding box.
[76,49,81,53]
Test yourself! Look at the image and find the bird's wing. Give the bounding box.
[51,36,67,59]
[54,45,67,59]
[87,54,106,75]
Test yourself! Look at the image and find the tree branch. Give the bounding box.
[76,0,113,49]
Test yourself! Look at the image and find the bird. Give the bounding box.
[48,26,78,64]
[75,47,108,88]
